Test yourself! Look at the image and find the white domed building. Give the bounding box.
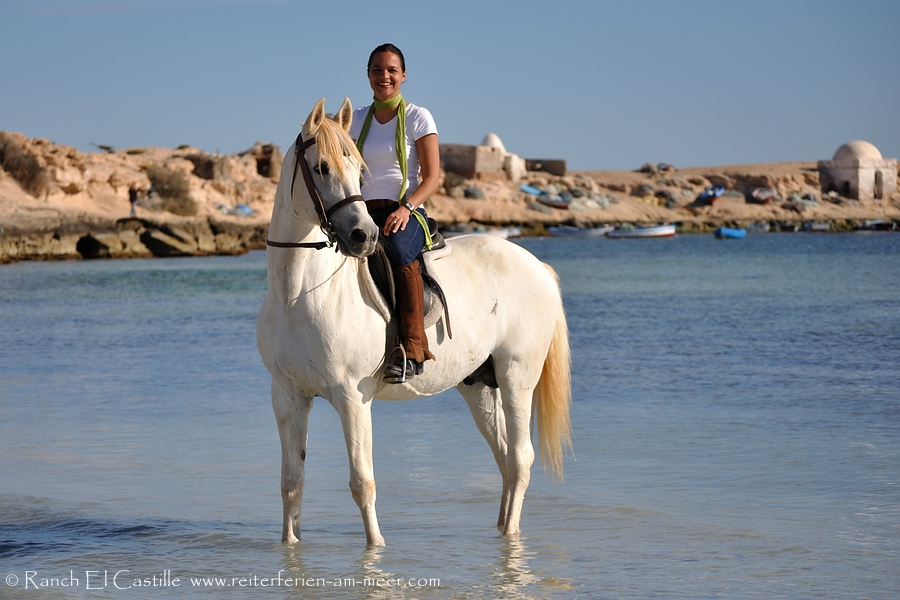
[481,132,527,182]
[480,132,507,153]
[818,141,896,201]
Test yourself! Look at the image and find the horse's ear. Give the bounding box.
[303,98,327,137]
[335,97,353,132]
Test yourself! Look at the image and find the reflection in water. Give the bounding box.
[280,543,402,600]
[356,546,402,600]
[495,537,539,598]
[359,545,386,580]
[494,537,574,599]
[279,543,310,595]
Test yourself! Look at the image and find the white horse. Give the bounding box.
[257,98,571,546]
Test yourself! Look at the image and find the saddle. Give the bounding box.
[361,223,499,390]
[365,217,452,338]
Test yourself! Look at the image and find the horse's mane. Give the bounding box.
[312,117,366,180]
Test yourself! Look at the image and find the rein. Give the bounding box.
[266,132,364,250]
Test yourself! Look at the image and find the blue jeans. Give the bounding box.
[369,204,428,267]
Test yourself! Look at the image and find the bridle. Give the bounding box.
[266,131,365,250]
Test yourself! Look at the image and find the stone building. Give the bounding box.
[439,133,561,182]
[440,140,507,181]
[818,140,897,201]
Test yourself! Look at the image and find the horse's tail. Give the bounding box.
[535,264,572,482]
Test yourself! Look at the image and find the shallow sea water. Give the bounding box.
[1,232,898,598]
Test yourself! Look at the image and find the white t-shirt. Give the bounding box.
[348,102,438,201]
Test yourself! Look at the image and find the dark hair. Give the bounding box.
[367,43,405,72]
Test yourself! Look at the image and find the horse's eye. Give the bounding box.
[314,162,330,176]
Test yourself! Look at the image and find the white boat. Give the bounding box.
[444,226,521,239]
[606,224,676,238]
[491,227,522,239]
[803,221,831,232]
[549,225,614,237]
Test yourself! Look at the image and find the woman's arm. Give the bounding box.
[407,133,440,208]
[383,132,440,235]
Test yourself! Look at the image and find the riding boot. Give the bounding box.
[385,260,434,381]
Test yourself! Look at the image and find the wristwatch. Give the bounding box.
[403,201,415,212]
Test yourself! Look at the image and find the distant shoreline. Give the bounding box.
[1,132,898,263]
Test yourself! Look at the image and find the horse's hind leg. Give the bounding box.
[498,383,538,537]
[456,383,510,530]
[272,379,313,543]
[333,397,385,547]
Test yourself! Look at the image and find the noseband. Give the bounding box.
[266,132,364,250]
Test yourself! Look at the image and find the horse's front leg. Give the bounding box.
[272,378,313,544]
[334,396,385,546]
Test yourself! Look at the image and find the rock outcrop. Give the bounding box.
[0,214,267,262]
[0,132,276,262]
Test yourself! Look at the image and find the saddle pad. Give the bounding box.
[360,254,392,324]
[423,241,452,263]
[421,241,452,329]
[359,239,452,329]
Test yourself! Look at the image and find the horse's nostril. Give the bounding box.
[349,228,368,245]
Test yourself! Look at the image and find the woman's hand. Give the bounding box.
[383,206,411,236]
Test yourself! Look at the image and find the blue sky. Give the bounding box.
[1,0,897,170]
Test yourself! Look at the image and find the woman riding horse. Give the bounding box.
[348,43,441,383]
[258,96,571,546]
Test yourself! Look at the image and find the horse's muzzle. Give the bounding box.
[337,225,378,258]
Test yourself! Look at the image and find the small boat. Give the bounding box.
[519,184,544,196]
[803,221,830,232]
[856,220,896,231]
[535,196,570,210]
[218,203,255,216]
[521,183,571,210]
[444,226,522,239]
[698,184,725,204]
[751,187,780,204]
[714,227,747,239]
[549,225,614,237]
[492,227,522,239]
[606,224,676,238]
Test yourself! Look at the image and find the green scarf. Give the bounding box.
[355,93,408,201]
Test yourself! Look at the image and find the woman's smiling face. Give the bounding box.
[368,51,406,101]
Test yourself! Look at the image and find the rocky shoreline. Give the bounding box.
[0,214,269,262]
[2,133,898,263]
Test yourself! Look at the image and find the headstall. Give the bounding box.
[266,132,364,250]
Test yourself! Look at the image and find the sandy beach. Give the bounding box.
[1,132,898,263]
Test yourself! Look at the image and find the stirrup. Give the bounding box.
[383,346,422,384]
